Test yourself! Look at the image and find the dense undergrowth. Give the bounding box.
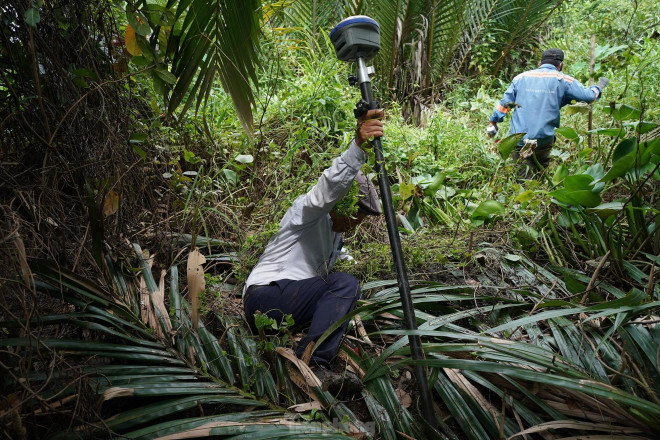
[1,0,659,439]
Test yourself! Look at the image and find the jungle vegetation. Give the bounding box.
[1,0,659,439]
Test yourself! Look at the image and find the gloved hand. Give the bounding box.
[596,77,609,90]
[486,122,498,138]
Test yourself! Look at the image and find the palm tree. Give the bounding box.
[274,0,563,119]
[124,0,263,130]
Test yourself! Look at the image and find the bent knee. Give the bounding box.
[329,272,361,298]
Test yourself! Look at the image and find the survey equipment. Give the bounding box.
[330,15,436,429]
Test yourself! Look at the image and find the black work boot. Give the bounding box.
[311,365,363,397]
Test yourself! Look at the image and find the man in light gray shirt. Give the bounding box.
[243,109,384,393]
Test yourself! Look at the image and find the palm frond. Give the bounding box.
[488,0,564,76]
[167,0,262,130]
[351,258,660,438]
[2,248,357,439]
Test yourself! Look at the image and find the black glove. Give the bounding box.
[596,77,609,90]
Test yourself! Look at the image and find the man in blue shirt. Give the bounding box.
[243,109,384,395]
[488,48,608,176]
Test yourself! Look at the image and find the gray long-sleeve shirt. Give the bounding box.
[244,141,366,293]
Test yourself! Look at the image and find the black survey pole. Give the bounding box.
[330,16,436,431]
[354,57,436,428]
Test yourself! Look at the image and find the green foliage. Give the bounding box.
[1,253,360,438]
[331,179,360,218]
[325,268,660,438]
[122,0,262,127]
[257,31,355,147]
[5,0,660,438]
[254,312,295,352]
[543,116,660,285]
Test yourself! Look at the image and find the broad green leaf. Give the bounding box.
[133,145,147,160]
[130,55,151,67]
[155,67,177,85]
[498,133,525,160]
[564,103,591,115]
[584,163,605,181]
[601,155,635,182]
[514,190,534,203]
[147,4,176,26]
[72,68,97,80]
[623,121,658,134]
[235,154,254,164]
[552,189,601,208]
[587,127,626,137]
[639,138,660,166]
[397,213,415,233]
[151,72,166,94]
[552,164,569,185]
[555,126,579,141]
[130,133,148,143]
[127,10,151,36]
[25,8,40,27]
[612,137,637,162]
[563,174,594,191]
[410,173,432,186]
[647,137,660,156]
[424,171,446,195]
[399,182,415,200]
[514,226,538,245]
[604,104,642,121]
[136,34,155,61]
[586,202,625,219]
[223,168,238,185]
[182,149,198,164]
[579,147,594,158]
[471,200,505,219]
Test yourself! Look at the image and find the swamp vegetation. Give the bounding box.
[1,0,659,439]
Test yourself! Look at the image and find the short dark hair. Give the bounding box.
[541,48,564,67]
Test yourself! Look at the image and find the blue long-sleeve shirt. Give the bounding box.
[490,64,602,146]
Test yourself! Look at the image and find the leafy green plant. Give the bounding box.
[122,0,262,127]
[542,109,660,291]
[352,266,660,438]
[1,247,372,439]
[331,179,361,218]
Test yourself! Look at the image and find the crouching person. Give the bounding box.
[243,109,384,395]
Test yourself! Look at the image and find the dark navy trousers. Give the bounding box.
[243,272,361,368]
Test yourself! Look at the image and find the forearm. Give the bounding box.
[491,85,516,122]
[295,142,366,221]
[567,81,601,104]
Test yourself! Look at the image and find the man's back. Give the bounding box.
[509,64,573,144]
[492,63,600,144]
[487,48,606,175]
